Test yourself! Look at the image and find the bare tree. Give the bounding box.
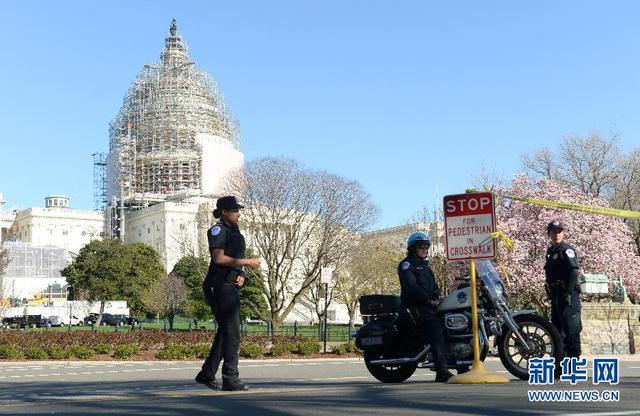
[334,239,402,327]
[522,133,621,198]
[144,272,188,330]
[559,133,621,197]
[520,148,558,181]
[611,149,640,252]
[223,157,378,329]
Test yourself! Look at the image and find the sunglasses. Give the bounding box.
[416,245,430,250]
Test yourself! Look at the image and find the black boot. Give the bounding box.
[435,370,454,383]
[195,373,219,390]
[222,378,250,391]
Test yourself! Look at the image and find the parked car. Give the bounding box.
[125,316,138,325]
[102,313,127,326]
[83,313,100,325]
[47,315,64,327]
[61,315,83,326]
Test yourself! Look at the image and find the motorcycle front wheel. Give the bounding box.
[497,314,563,380]
[363,351,418,383]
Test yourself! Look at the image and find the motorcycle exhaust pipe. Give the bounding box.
[369,347,430,365]
[419,360,473,369]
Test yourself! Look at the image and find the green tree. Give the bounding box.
[240,258,269,322]
[173,251,269,323]
[61,239,165,322]
[172,255,210,321]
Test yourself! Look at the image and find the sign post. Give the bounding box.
[320,267,333,354]
[443,191,508,384]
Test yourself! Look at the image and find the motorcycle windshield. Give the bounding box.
[476,260,505,290]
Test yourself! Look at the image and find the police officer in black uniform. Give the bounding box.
[544,220,582,358]
[398,232,454,383]
[195,196,261,391]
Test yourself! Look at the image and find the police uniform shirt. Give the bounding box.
[206,221,246,284]
[398,256,441,308]
[544,242,579,287]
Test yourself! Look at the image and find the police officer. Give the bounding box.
[544,220,582,358]
[195,196,261,391]
[398,232,454,383]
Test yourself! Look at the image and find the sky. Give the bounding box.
[1,1,639,229]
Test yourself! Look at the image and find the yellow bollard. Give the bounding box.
[447,260,510,384]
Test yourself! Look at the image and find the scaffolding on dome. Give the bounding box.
[106,19,239,210]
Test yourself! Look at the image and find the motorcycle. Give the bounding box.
[355,261,562,382]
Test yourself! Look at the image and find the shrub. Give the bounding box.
[70,346,95,359]
[24,347,47,360]
[156,344,190,360]
[239,343,262,358]
[190,343,210,359]
[47,346,70,360]
[114,344,140,359]
[331,344,347,355]
[94,343,112,355]
[344,341,360,354]
[270,342,295,357]
[296,340,320,356]
[0,344,23,359]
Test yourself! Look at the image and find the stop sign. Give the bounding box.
[443,192,496,261]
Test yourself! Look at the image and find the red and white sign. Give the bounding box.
[443,192,496,261]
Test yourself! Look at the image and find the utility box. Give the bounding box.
[581,274,609,294]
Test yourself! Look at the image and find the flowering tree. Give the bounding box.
[494,175,640,311]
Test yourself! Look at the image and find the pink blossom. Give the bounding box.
[494,175,640,300]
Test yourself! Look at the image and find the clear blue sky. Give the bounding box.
[1,1,639,229]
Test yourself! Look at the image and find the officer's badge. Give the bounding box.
[552,253,558,260]
[401,261,410,270]
[566,249,575,258]
[210,226,221,236]
[457,292,467,303]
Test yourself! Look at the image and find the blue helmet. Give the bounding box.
[407,232,432,250]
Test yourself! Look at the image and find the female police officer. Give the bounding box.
[398,232,454,382]
[544,220,582,359]
[195,196,261,391]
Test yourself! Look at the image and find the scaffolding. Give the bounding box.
[106,19,239,210]
[92,152,107,211]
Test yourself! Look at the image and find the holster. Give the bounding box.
[225,268,244,284]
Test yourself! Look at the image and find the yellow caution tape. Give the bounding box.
[504,195,640,220]
[489,230,514,253]
[488,230,513,285]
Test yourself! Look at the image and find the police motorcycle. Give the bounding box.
[355,261,562,382]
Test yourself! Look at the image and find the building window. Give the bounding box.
[62,230,68,236]
[327,310,336,321]
[147,228,151,234]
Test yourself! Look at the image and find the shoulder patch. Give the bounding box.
[401,261,411,270]
[565,249,575,258]
[210,226,221,236]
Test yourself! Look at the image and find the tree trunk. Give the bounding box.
[94,301,106,329]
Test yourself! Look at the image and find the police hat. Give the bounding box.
[216,196,244,210]
[213,196,244,218]
[546,220,564,234]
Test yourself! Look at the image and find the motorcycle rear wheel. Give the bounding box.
[497,314,562,380]
[364,351,418,383]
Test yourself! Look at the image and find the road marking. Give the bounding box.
[561,412,640,416]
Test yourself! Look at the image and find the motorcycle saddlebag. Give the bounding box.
[355,317,397,351]
[359,295,401,315]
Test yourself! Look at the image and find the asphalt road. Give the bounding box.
[0,357,638,415]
